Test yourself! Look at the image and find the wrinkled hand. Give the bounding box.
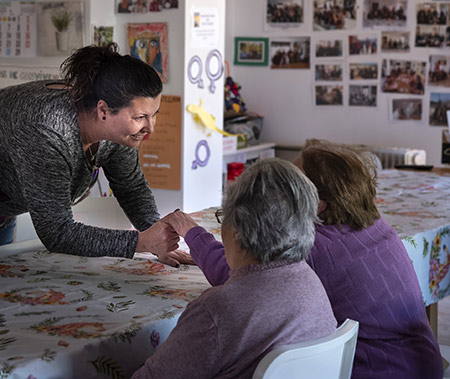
[161,210,199,238]
[155,249,196,267]
[136,220,179,256]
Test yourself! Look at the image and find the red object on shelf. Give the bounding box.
[227,162,245,181]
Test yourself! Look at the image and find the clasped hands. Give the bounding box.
[136,209,200,267]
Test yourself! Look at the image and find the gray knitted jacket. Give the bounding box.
[0,80,160,257]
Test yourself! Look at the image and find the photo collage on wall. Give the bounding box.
[234,0,450,125]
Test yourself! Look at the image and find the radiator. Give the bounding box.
[370,147,427,169]
[274,144,427,169]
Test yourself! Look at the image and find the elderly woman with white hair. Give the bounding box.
[132,158,337,379]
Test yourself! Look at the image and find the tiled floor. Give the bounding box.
[439,296,450,377]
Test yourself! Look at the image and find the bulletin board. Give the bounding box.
[139,95,181,190]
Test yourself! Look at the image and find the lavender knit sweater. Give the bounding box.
[307,217,443,379]
[184,221,444,378]
[132,239,337,378]
[0,81,159,257]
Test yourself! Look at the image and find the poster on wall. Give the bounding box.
[138,95,181,190]
[264,0,303,31]
[313,0,356,31]
[0,1,37,58]
[270,37,310,69]
[381,59,426,95]
[190,7,219,48]
[37,1,84,56]
[362,0,407,29]
[390,98,423,122]
[127,23,168,83]
[428,55,450,87]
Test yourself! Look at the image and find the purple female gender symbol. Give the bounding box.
[192,140,210,169]
[187,55,204,89]
[205,49,223,94]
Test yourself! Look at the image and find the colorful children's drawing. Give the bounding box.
[127,23,168,83]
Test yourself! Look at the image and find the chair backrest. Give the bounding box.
[252,319,359,379]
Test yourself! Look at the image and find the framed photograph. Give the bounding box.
[127,23,168,83]
[428,55,450,87]
[391,98,422,121]
[270,37,310,69]
[381,59,426,95]
[234,37,269,66]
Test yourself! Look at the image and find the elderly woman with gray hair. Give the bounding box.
[132,158,337,379]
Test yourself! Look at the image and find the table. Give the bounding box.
[1,168,450,377]
[0,239,211,378]
[376,169,450,307]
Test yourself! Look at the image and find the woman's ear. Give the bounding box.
[318,200,327,215]
[96,100,109,121]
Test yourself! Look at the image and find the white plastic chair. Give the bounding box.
[252,319,359,379]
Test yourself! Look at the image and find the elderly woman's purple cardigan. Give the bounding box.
[307,217,443,379]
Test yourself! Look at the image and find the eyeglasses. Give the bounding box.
[71,168,99,206]
[215,208,224,224]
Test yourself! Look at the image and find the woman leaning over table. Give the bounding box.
[0,43,190,266]
[132,158,337,379]
[295,140,443,379]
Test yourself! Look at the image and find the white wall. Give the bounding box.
[225,0,448,166]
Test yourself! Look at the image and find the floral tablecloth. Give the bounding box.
[1,168,449,378]
[377,169,450,306]
[0,241,211,379]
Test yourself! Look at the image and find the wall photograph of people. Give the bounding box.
[348,35,377,55]
[362,0,407,29]
[349,63,378,80]
[415,2,450,48]
[428,55,450,87]
[315,85,344,106]
[270,37,310,69]
[429,92,450,126]
[348,85,377,107]
[381,59,426,95]
[313,0,356,31]
[315,64,343,81]
[234,37,268,66]
[381,31,410,53]
[266,0,303,26]
[391,98,423,121]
